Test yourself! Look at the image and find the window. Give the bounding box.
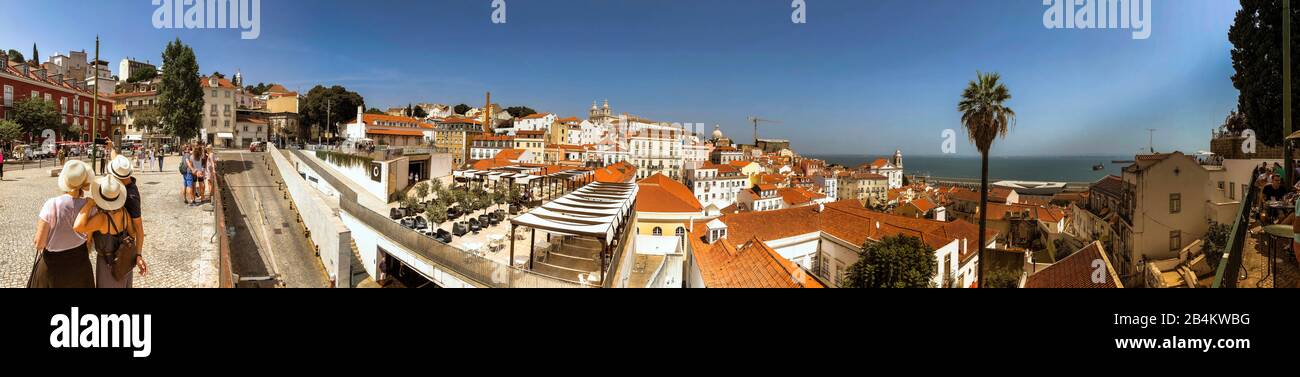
[675,227,686,238]
[1169,231,1181,252]
[2,85,11,106]
[31,91,39,100]
[652,227,663,236]
[1169,193,1181,214]
[1229,184,1235,200]
[44,93,51,102]
[60,98,67,113]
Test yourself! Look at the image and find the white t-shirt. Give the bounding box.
[38,194,88,252]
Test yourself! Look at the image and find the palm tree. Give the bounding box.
[957,71,1015,288]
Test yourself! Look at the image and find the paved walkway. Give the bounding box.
[218,151,330,288]
[0,154,218,288]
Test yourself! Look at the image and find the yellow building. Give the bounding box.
[432,117,484,168]
[633,173,705,241]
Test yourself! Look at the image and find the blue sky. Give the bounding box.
[0,0,1242,156]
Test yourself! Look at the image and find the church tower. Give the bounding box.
[893,149,903,169]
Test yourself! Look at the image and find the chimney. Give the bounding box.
[356,106,363,124]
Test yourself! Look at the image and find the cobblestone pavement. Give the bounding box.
[0,154,218,288]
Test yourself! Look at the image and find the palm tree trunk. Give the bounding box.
[977,152,989,288]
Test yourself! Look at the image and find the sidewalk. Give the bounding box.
[0,155,218,288]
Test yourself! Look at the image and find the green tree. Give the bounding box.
[958,71,1015,287]
[364,108,385,115]
[158,39,204,142]
[1229,0,1299,147]
[0,119,22,143]
[454,104,471,115]
[425,201,448,227]
[414,182,430,201]
[31,43,38,67]
[984,269,1021,288]
[842,235,938,288]
[5,49,23,64]
[132,107,162,138]
[411,105,428,118]
[505,106,537,118]
[210,71,225,79]
[301,85,366,141]
[12,97,63,137]
[127,68,157,83]
[1202,221,1232,268]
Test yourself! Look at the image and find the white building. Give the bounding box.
[512,112,557,133]
[862,150,905,189]
[685,162,749,209]
[738,184,783,212]
[118,58,157,83]
[629,129,684,180]
[201,76,239,147]
[85,60,115,95]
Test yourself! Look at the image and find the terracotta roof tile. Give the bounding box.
[689,234,825,288]
[1024,242,1122,288]
[636,173,703,213]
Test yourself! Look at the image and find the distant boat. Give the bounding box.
[1092,164,1106,171]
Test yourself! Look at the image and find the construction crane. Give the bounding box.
[748,117,782,144]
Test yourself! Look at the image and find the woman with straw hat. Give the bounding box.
[74,175,146,288]
[29,161,95,288]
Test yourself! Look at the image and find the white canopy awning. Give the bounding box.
[216,133,235,139]
[510,182,638,246]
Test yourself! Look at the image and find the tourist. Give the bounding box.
[74,176,147,288]
[57,146,66,167]
[0,148,5,181]
[156,146,165,172]
[188,144,207,205]
[29,161,96,288]
[181,144,194,205]
[106,155,145,257]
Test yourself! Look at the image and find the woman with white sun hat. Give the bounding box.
[74,175,145,288]
[28,160,96,288]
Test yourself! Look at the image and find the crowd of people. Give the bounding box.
[1254,162,1300,226]
[25,140,215,288]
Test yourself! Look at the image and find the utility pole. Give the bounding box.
[321,99,330,146]
[92,36,100,172]
[1285,0,1293,188]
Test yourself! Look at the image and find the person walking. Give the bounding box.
[181,144,194,205]
[156,146,165,172]
[75,176,146,288]
[29,161,96,288]
[107,154,145,253]
[0,148,6,181]
[189,145,207,205]
[57,146,66,167]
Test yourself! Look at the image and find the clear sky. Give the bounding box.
[0,0,1243,157]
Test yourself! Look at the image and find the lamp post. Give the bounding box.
[1285,0,1293,188]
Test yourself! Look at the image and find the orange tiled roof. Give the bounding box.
[521,112,551,119]
[910,197,936,213]
[636,173,703,213]
[1024,242,1122,288]
[493,149,527,161]
[594,161,637,183]
[778,187,825,206]
[688,234,825,288]
[728,160,754,169]
[516,130,545,138]
[719,200,996,252]
[199,76,238,89]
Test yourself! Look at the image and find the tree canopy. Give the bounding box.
[0,119,22,143]
[12,97,63,138]
[127,68,157,83]
[453,104,471,115]
[505,106,537,118]
[1229,0,1299,147]
[301,85,366,138]
[842,235,938,288]
[158,38,204,142]
[5,49,24,64]
[411,104,428,118]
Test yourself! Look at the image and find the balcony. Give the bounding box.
[1212,184,1300,288]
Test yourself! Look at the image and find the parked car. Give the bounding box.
[435,229,452,244]
[452,222,469,237]
[468,218,482,233]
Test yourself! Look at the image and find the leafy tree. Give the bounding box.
[364,108,385,115]
[411,105,428,118]
[1202,220,1232,268]
[301,85,365,140]
[984,269,1021,288]
[507,184,521,205]
[454,104,471,115]
[31,43,38,67]
[158,38,204,142]
[958,71,1015,287]
[132,107,162,137]
[210,71,225,79]
[127,68,157,83]
[5,49,23,64]
[505,106,537,118]
[0,119,22,143]
[414,182,430,201]
[1230,0,1299,147]
[400,195,419,212]
[12,97,63,137]
[842,235,938,288]
[429,178,444,197]
[425,201,448,227]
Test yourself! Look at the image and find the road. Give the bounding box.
[217,151,330,288]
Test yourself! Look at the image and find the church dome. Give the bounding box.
[712,125,724,139]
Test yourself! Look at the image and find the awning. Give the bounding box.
[216,133,235,139]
